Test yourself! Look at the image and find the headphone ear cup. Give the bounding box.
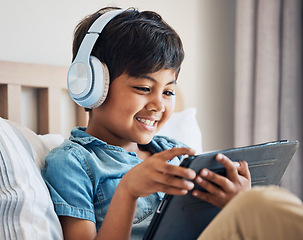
[67,9,124,108]
[86,56,110,109]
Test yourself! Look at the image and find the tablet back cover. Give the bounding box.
[143,140,299,240]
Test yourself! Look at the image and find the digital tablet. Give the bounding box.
[143,140,299,240]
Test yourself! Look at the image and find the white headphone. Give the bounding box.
[67,9,124,109]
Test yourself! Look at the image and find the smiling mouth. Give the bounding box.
[136,117,157,127]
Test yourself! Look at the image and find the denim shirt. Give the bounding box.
[42,127,185,239]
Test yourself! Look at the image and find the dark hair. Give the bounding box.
[72,7,184,81]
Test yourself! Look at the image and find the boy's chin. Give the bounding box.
[137,136,154,145]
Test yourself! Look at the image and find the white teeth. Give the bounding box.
[137,118,155,127]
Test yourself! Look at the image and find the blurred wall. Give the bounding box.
[0,0,236,151]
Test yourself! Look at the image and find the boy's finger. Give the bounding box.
[155,147,195,161]
[216,154,238,181]
[198,169,234,192]
[155,162,196,180]
[192,190,223,209]
[152,148,196,180]
[154,171,195,191]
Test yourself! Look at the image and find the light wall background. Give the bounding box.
[0,0,236,152]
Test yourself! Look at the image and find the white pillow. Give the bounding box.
[0,118,63,240]
[7,120,64,171]
[157,107,203,154]
[38,134,65,155]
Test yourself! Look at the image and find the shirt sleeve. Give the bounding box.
[42,145,96,223]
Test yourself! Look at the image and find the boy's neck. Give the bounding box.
[85,125,151,160]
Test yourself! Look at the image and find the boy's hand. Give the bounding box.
[121,147,196,199]
[192,153,251,209]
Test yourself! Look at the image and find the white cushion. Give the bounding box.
[157,107,203,154]
[0,117,63,240]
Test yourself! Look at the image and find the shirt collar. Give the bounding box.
[69,127,106,146]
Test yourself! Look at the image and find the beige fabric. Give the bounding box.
[197,186,303,240]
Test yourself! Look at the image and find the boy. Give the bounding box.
[42,7,250,240]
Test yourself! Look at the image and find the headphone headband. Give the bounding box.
[73,9,124,63]
[88,9,124,33]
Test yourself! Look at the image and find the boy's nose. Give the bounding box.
[146,101,165,112]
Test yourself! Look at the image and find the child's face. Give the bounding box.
[90,69,176,146]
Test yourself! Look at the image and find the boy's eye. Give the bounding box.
[134,87,151,92]
[163,91,175,97]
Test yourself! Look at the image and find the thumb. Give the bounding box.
[237,161,251,180]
